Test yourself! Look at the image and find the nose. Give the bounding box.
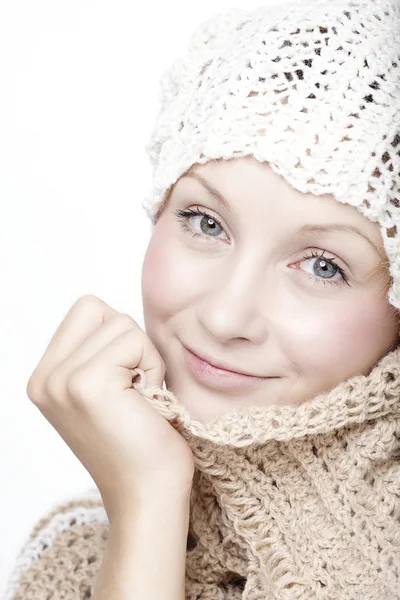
[197,260,272,343]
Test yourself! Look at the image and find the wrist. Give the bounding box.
[109,494,191,535]
[105,479,193,526]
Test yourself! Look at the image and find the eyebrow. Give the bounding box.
[181,172,382,256]
[181,172,236,217]
[298,224,382,256]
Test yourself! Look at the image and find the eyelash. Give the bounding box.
[173,207,351,287]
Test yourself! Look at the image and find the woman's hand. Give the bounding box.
[26,294,195,522]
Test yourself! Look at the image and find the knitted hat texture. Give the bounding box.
[141,0,400,308]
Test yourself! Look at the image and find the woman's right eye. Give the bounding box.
[173,207,228,240]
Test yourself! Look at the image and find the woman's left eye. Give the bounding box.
[174,207,228,240]
[298,250,351,287]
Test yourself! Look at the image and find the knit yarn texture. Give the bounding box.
[141,0,400,309]
[129,343,400,599]
[3,345,400,600]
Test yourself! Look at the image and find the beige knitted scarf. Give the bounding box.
[131,343,400,599]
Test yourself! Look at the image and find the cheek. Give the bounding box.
[277,292,396,371]
[141,223,199,318]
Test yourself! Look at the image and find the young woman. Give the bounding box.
[4,0,400,598]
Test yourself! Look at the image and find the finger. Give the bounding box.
[28,295,118,384]
[75,326,165,394]
[54,313,138,375]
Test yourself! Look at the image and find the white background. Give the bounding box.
[0,0,295,591]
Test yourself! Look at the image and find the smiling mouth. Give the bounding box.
[181,343,280,392]
[182,343,277,379]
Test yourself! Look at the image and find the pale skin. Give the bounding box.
[26,296,194,600]
[142,156,400,423]
[25,156,399,599]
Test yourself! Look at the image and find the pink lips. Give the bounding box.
[182,344,274,391]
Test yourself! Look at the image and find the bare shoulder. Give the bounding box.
[3,487,110,600]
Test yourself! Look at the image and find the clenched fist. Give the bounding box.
[26,295,195,523]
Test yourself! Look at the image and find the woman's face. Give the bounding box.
[141,156,399,424]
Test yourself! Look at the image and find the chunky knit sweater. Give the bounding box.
[3,344,400,600]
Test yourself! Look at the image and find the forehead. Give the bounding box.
[189,157,345,210]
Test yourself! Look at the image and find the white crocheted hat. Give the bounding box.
[142,0,400,309]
